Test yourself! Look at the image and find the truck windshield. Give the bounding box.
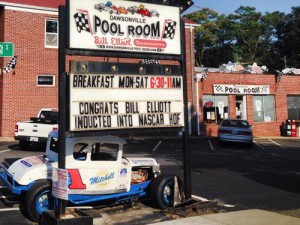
[40,111,58,121]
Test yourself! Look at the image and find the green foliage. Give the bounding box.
[184,6,300,71]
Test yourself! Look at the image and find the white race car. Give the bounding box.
[0,131,184,222]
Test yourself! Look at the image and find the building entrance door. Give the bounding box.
[236,95,247,119]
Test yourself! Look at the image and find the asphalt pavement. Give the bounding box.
[1,136,300,225]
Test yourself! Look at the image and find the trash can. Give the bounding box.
[286,120,292,137]
[280,122,287,136]
[292,120,297,137]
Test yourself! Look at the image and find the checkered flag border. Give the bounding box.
[74,12,91,33]
[214,85,223,92]
[201,68,209,80]
[141,59,160,64]
[261,85,269,93]
[162,21,177,39]
[275,70,283,83]
[3,56,17,74]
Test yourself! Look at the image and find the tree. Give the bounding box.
[184,6,300,70]
[259,11,286,70]
[184,8,220,66]
[282,7,300,68]
[228,6,265,63]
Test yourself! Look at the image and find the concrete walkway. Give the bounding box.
[149,209,300,225]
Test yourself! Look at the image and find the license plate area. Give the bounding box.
[30,137,39,142]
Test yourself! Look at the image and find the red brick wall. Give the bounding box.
[2,10,59,137]
[0,7,5,135]
[196,72,300,137]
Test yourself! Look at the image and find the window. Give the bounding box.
[45,18,58,48]
[287,96,300,120]
[253,96,276,122]
[203,95,229,123]
[73,143,88,161]
[91,143,118,161]
[37,75,55,86]
[49,137,58,153]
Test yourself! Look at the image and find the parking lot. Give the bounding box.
[0,136,300,224]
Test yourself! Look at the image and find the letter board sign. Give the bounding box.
[68,0,181,55]
[70,73,185,131]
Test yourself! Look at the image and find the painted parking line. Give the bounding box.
[0,186,8,189]
[152,141,162,152]
[192,195,236,208]
[0,208,20,212]
[223,204,236,208]
[253,141,264,149]
[268,139,285,148]
[0,150,11,154]
[191,194,209,202]
[208,140,215,151]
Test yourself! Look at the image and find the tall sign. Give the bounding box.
[68,0,181,55]
[55,1,192,218]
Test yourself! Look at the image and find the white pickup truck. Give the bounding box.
[14,108,58,150]
[0,131,184,222]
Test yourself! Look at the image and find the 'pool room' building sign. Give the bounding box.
[68,0,181,55]
[69,73,185,131]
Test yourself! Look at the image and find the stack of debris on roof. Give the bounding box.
[196,62,300,75]
[219,62,268,74]
[280,68,300,75]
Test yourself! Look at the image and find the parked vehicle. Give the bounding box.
[217,119,253,147]
[14,108,58,150]
[0,131,184,222]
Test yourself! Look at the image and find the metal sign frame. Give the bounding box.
[57,0,191,217]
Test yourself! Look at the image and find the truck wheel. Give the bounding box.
[19,141,29,150]
[24,180,54,222]
[151,174,184,209]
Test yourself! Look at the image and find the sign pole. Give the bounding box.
[180,18,192,198]
[57,5,67,218]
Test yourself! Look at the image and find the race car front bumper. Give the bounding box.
[0,165,29,195]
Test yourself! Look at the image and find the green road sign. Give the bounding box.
[0,42,14,57]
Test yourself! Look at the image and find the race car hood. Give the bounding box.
[7,155,57,185]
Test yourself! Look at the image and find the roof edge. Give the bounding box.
[0,1,58,12]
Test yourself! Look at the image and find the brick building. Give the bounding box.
[194,70,300,137]
[0,0,199,138]
[2,0,296,139]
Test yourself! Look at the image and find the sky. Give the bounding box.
[183,0,300,15]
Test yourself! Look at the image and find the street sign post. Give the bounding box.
[0,42,14,57]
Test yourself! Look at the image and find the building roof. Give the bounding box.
[0,0,63,9]
[184,18,198,25]
[184,18,200,27]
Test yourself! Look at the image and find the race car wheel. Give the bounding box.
[24,179,54,223]
[151,174,184,209]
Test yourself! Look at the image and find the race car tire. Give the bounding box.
[151,174,184,209]
[24,179,54,223]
